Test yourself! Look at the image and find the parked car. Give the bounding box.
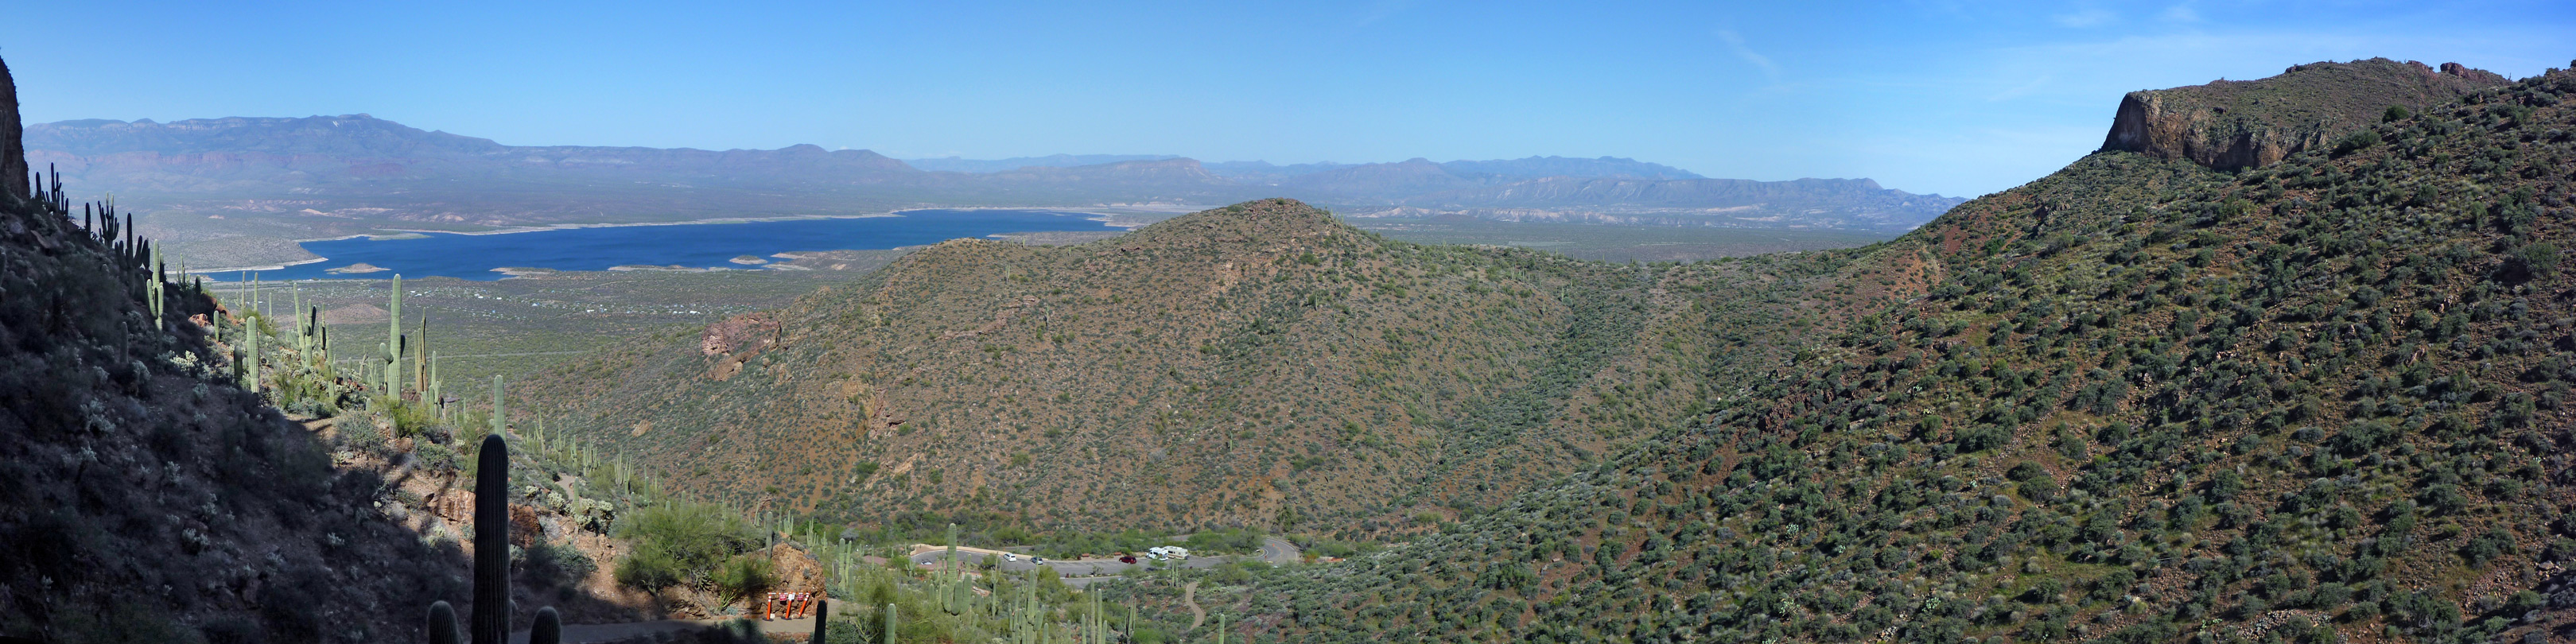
[1032,557,1047,565]
[1004,553,1018,562]
[1119,556,1138,564]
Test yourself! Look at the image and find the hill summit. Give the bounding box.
[2101,57,2512,169]
[525,197,1916,535]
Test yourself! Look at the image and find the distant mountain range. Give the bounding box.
[28,115,1962,234]
[907,153,1705,183]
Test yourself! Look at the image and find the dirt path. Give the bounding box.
[1183,581,1205,630]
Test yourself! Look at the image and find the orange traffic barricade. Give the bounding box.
[760,592,822,620]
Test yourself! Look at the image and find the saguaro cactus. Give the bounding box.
[1010,582,1040,644]
[530,607,561,644]
[386,274,403,396]
[426,600,460,644]
[810,598,828,643]
[472,433,511,644]
[148,248,165,332]
[414,313,429,399]
[429,351,444,417]
[243,319,261,393]
[883,602,897,644]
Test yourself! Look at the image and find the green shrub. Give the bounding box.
[616,549,684,592]
[616,500,759,581]
[518,541,599,589]
[712,556,777,607]
[2459,529,2514,566]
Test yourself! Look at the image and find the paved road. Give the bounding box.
[512,539,1311,642]
[906,538,1303,587]
[1258,537,1300,564]
[510,615,817,644]
[333,350,590,365]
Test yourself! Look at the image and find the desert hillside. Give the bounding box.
[524,197,1940,537]
[1175,60,2576,644]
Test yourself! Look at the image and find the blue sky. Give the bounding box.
[6,1,2570,197]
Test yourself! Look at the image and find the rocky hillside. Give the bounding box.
[0,58,813,644]
[2102,57,2511,170]
[0,87,478,644]
[520,198,1928,536]
[1168,62,2576,644]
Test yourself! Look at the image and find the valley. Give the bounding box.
[2,12,2572,642]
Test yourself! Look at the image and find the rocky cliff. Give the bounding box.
[2100,57,2509,169]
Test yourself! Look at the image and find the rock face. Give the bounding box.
[1,56,25,199]
[2100,57,2511,169]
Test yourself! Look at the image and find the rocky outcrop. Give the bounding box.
[2100,57,2512,169]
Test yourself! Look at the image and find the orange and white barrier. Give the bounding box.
[760,592,822,620]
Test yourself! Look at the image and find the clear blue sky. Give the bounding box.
[6,1,2570,197]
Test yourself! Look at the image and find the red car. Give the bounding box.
[1119,556,1138,564]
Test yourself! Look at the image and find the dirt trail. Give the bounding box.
[1183,581,1206,630]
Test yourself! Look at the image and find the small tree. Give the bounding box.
[713,555,778,608]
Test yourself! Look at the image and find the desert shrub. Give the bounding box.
[415,442,461,473]
[519,540,600,588]
[616,499,759,584]
[2019,577,2064,603]
[616,549,685,592]
[712,555,776,606]
[2459,529,2515,566]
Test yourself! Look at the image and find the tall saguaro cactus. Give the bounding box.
[810,598,828,644]
[472,433,511,644]
[414,313,429,399]
[386,274,403,397]
[429,351,444,417]
[243,318,261,393]
[1010,581,1041,644]
[147,248,165,332]
[883,602,898,644]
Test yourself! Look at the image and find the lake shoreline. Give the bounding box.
[197,208,1139,281]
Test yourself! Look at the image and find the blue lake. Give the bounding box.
[230,209,1119,281]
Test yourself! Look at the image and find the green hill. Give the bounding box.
[523,198,1929,537]
[1152,63,2576,644]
